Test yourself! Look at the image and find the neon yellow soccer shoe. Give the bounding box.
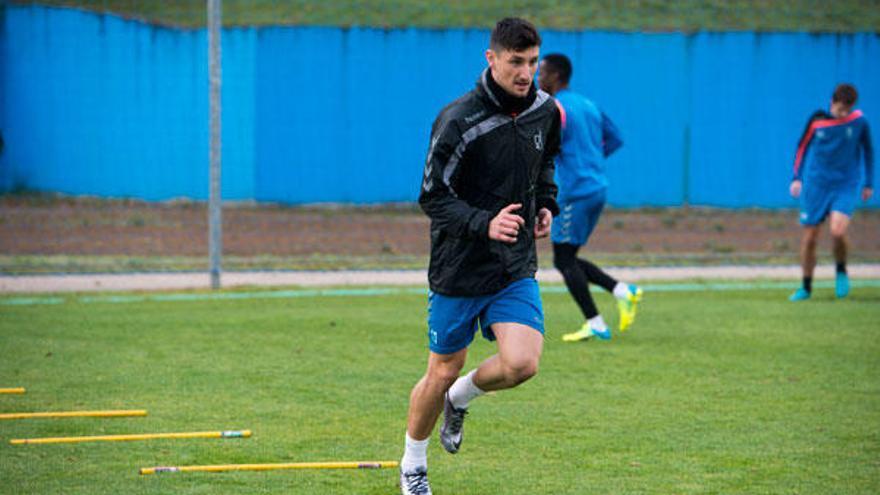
[562,323,611,342]
[617,285,643,332]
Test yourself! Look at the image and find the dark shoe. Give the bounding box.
[439,392,468,454]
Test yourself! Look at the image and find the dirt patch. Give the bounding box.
[1,194,878,272]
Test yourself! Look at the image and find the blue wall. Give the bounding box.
[1,5,878,208]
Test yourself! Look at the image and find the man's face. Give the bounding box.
[486,45,540,98]
[830,100,852,118]
[537,60,557,94]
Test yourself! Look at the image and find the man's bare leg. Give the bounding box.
[791,225,820,301]
[830,211,852,298]
[472,322,543,391]
[438,323,544,454]
[401,348,467,478]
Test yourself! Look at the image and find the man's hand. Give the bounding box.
[534,207,552,239]
[790,180,802,199]
[489,203,524,244]
[863,187,874,202]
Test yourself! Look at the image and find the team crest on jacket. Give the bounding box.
[533,130,543,150]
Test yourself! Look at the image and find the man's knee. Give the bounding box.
[425,361,464,389]
[829,212,851,239]
[503,357,539,385]
[830,224,848,239]
[553,253,575,272]
[552,243,579,272]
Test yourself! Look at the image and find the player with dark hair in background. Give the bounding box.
[789,83,874,301]
[538,53,642,342]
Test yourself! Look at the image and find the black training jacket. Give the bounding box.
[419,69,561,296]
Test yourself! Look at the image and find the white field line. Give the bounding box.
[0,264,879,294]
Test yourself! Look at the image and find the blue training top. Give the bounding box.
[793,109,874,187]
[552,89,623,202]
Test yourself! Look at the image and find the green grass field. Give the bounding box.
[1,283,879,494]
[13,0,880,31]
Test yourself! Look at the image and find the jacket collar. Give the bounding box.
[478,68,537,116]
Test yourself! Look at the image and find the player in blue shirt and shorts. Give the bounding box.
[537,53,643,342]
[789,83,874,301]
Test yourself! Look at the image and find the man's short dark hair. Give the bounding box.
[542,53,572,85]
[832,83,858,107]
[490,17,541,52]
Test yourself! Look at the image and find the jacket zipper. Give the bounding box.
[511,114,530,236]
[498,114,525,278]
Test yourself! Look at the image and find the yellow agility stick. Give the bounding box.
[12,429,250,445]
[0,410,147,420]
[139,460,399,475]
[0,388,26,394]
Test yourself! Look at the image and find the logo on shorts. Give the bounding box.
[430,329,438,344]
[800,212,808,220]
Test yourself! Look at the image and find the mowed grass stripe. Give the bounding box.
[2,279,880,306]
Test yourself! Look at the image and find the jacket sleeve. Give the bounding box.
[862,120,874,188]
[601,112,623,158]
[418,118,492,239]
[536,107,561,217]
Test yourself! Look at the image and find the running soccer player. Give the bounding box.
[399,18,561,495]
[789,83,874,301]
[537,53,642,342]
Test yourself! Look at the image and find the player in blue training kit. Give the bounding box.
[789,83,874,301]
[537,53,642,342]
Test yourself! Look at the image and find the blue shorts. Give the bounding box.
[426,278,544,355]
[551,190,606,246]
[800,181,859,226]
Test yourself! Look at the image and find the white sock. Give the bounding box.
[613,282,631,300]
[401,433,429,473]
[588,314,607,331]
[447,369,485,410]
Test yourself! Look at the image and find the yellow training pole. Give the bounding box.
[12,429,250,445]
[0,388,26,394]
[0,410,147,420]
[139,460,399,475]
